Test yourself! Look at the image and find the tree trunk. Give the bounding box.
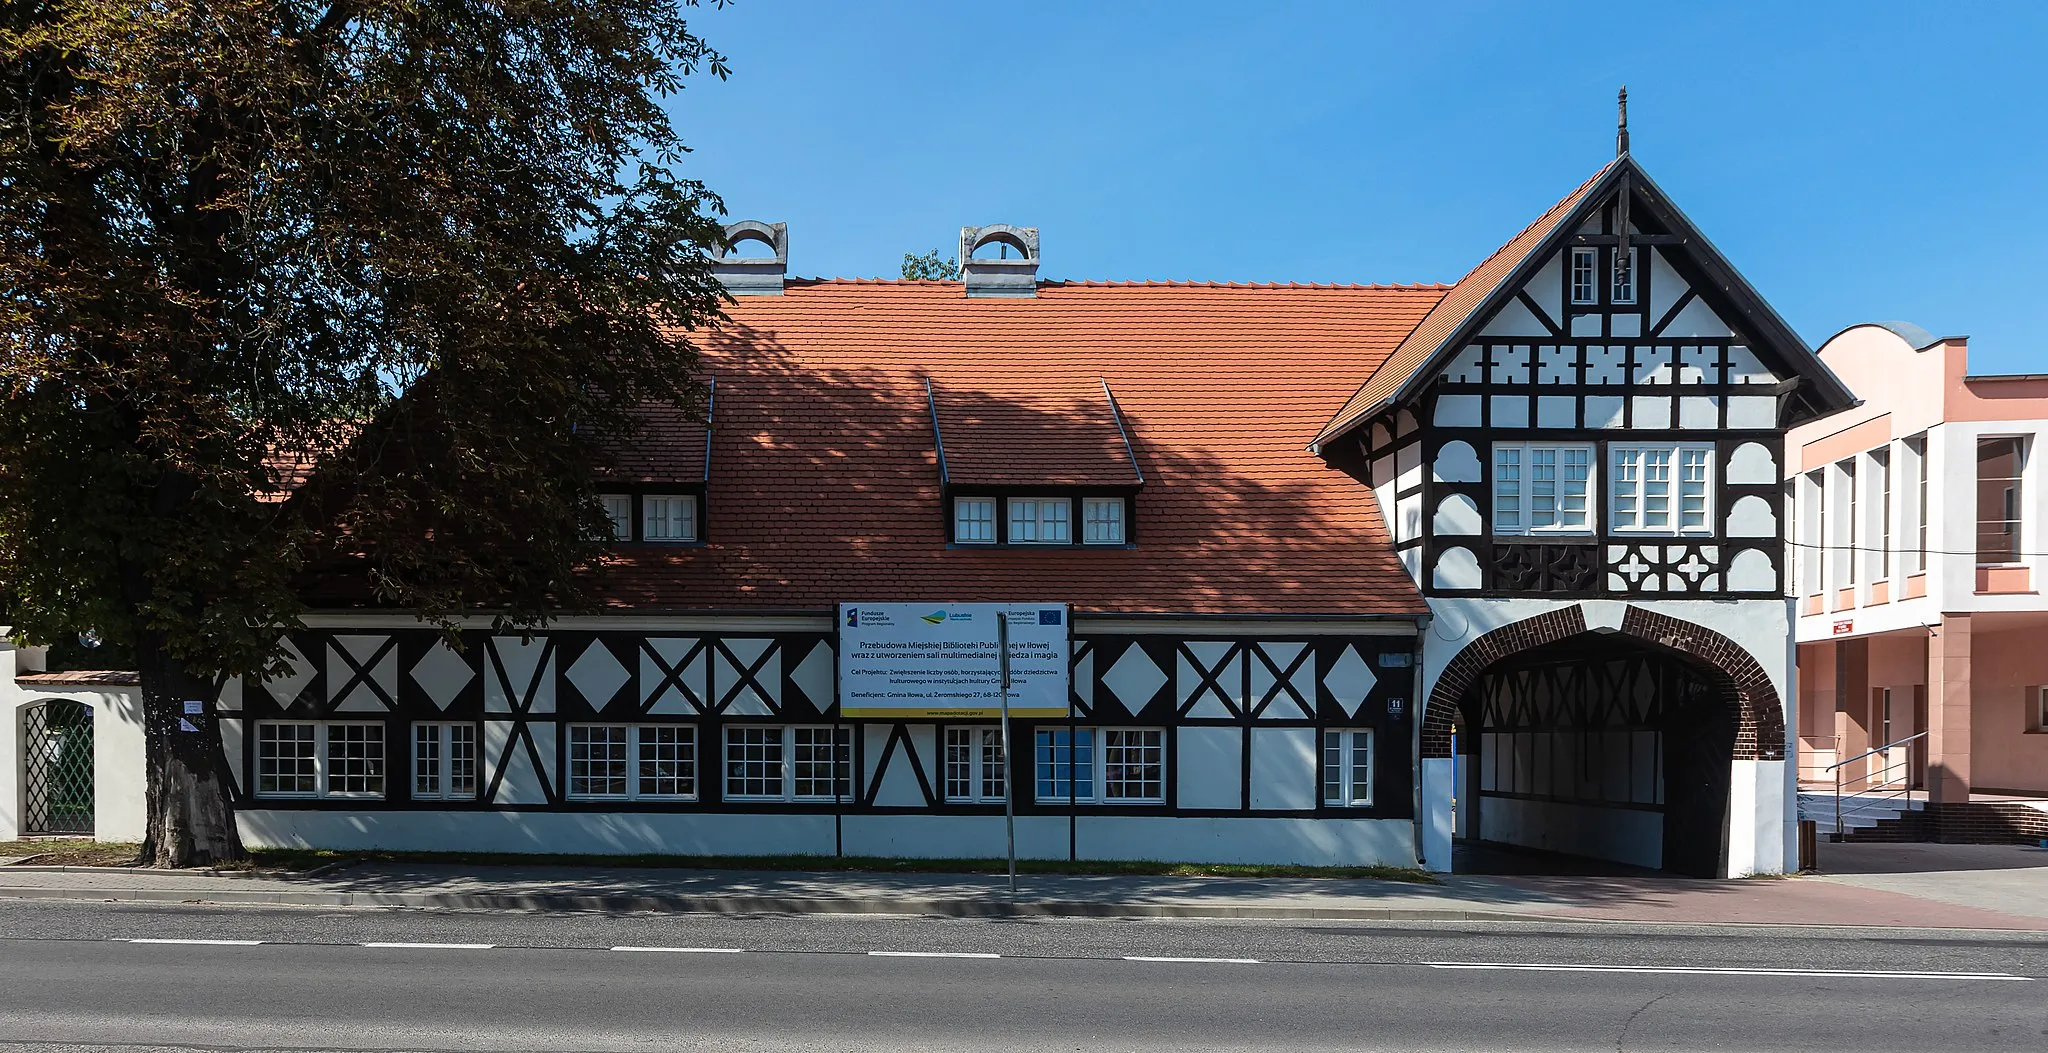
[137,636,245,867]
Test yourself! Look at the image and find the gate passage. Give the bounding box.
[24,699,94,835]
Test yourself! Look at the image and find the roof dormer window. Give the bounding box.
[1008,497,1072,544]
[949,495,1132,546]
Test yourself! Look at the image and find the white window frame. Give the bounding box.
[1611,247,1639,305]
[565,723,698,801]
[721,724,852,802]
[1569,247,1598,304]
[641,494,698,543]
[953,496,996,544]
[1975,436,2027,567]
[1081,497,1127,545]
[1007,496,1073,545]
[599,494,633,541]
[943,726,1007,803]
[1033,726,1164,805]
[412,722,479,801]
[1322,728,1374,807]
[1609,443,1715,536]
[255,720,386,800]
[1492,442,1596,536]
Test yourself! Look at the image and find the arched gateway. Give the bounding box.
[1423,604,1786,877]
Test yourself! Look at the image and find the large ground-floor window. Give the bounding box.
[256,721,385,799]
[1034,727,1165,804]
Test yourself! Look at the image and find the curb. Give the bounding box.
[0,884,1548,922]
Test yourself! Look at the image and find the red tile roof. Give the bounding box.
[591,280,1444,616]
[16,670,140,686]
[595,385,713,485]
[1313,160,1620,449]
[930,377,1141,488]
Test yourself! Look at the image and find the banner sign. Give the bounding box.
[838,603,1070,718]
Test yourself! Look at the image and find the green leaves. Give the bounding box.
[901,248,957,281]
[0,0,732,676]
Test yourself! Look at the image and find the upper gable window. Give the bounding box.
[1569,248,1598,305]
[1611,444,1713,534]
[1494,443,1594,535]
[599,494,633,541]
[1008,497,1072,544]
[1612,247,1639,305]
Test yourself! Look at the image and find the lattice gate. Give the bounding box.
[23,700,94,835]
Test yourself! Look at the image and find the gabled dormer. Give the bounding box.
[1314,150,1857,601]
[927,376,1143,547]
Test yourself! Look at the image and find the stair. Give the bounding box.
[1797,791,1926,841]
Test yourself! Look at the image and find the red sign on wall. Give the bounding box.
[1832,620,1854,636]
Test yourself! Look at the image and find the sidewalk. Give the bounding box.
[4,843,2046,931]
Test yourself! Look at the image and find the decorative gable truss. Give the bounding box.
[1318,156,1857,601]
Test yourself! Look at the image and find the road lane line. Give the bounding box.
[125,938,264,946]
[1425,962,2030,980]
[612,946,745,954]
[1124,956,1261,964]
[867,951,1001,959]
[360,942,496,950]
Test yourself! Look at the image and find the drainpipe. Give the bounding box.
[1410,615,1431,869]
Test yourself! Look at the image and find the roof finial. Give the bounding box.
[1616,85,1630,157]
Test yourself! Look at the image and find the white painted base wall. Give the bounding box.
[1,682,147,844]
[238,809,1419,867]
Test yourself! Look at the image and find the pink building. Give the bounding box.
[1788,322,2048,842]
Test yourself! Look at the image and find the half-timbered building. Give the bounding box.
[5,129,1858,876]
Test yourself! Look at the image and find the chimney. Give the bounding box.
[711,220,787,296]
[960,225,1039,298]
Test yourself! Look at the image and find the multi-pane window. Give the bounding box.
[724,725,850,801]
[599,494,633,541]
[1082,497,1127,545]
[255,721,384,799]
[1611,445,1712,534]
[566,725,697,800]
[642,495,698,542]
[1493,443,1592,535]
[943,727,1006,803]
[1322,729,1374,807]
[1873,449,1893,579]
[413,722,478,801]
[1008,498,1072,544]
[1035,728,1092,801]
[1569,247,1598,304]
[1808,468,1827,593]
[1905,435,1929,574]
[954,497,996,544]
[1611,247,1639,304]
[1840,459,1857,585]
[1035,727,1164,804]
[1976,437,2026,565]
[567,725,629,797]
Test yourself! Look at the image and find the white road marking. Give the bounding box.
[360,942,496,950]
[1124,956,1261,964]
[612,946,745,954]
[125,938,264,946]
[1425,962,2031,981]
[867,950,1001,959]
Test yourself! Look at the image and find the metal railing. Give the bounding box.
[1827,731,1927,840]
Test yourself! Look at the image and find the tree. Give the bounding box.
[901,248,957,281]
[0,1,733,866]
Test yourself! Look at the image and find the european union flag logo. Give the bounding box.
[1038,609,1062,626]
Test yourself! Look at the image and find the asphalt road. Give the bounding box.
[1,899,2045,1052]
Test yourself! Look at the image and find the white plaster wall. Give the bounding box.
[1727,759,1787,877]
[2,679,146,844]
[842,814,1072,860]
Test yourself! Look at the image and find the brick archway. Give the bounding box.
[1420,604,1785,761]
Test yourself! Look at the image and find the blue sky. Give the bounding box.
[668,2,2047,373]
